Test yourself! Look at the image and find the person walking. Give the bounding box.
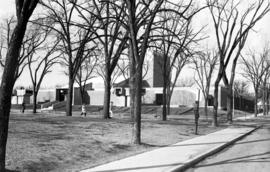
[109,101,114,118]
[21,101,25,113]
[81,104,87,117]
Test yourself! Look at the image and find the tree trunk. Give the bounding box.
[0,101,10,172]
[213,72,223,127]
[213,82,219,127]
[80,87,85,105]
[33,90,38,113]
[254,90,258,117]
[129,41,135,121]
[204,97,208,120]
[162,54,168,121]
[130,77,135,121]
[226,86,233,123]
[162,77,167,121]
[66,77,74,116]
[0,20,27,171]
[222,74,233,123]
[130,80,136,143]
[103,77,111,119]
[167,87,172,116]
[132,66,142,144]
[267,88,269,115]
[167,96,171,115]
[213,61,225,127]
[263,87,266,116]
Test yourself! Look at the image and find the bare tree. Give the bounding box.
[261,68,270,116]
[40,0,97,116]
[233,80,249,96]
[0,1,39,170]
[153,0,208,120]
[114,56,150,109]
[125,0,165,144]
[207,0,270,126]
[177,76,196,87]
[155,5,192,120]
[116,57,130,80]
[192,49,218,118]
[0,17,16,68]
[125,0,196,143]
[27,36,60,113]
[74,0,129,119]
[241,48,270,116]
[0,17,48,81]
[75,54,98,105]
[95,60,122,86]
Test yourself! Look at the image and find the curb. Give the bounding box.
[168,126,261,172]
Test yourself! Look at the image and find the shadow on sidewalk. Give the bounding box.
[234,138,270,145]
[195,151,270,168]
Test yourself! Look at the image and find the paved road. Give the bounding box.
[187,118,270,172]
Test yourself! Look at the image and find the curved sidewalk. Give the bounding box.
[81,127,258,172]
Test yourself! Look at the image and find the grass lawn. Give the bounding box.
[5,107,247,172]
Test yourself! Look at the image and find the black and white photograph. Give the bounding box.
[0,0,270,172]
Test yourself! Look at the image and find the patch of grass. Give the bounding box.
[6,109,227,172]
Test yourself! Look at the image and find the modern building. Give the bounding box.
[11,51,254,111]
[11,88,33,104]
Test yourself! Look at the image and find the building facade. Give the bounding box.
[12,51,254,111]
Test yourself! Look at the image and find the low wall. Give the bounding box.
[143,87,200,106]
[31,89,56,104]
[87,89,127,106]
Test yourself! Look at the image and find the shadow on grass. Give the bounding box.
[141,143,165,148]
[38,132,73,142]
[113,144,131,150]
[22,159,58,172]
[5,169,20,172]
[148,119,196,126]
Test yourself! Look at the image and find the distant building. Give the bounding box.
[19,51,254,111]
[11,88,33,104]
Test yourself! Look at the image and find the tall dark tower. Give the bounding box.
[144,51,168,88]
[152,52,164,87]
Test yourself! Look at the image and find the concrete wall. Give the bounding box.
[12,89,34,104]
[11,96,18,104]
[74,88,81,105]
[143,87,201,107]
[31,89,56,104]
[82,87,202,107]
[220,86,227,109]
[73,83,94,105]
[171,89,197,106]
[153,52,164,87]
[12,95,31,104]
[87,90,104,105]
[23,83,254,110]
[87,89,127,106]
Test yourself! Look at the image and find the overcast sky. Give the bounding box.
[0,1,270,89]
[0,1,14,17]
[0,2,68,88]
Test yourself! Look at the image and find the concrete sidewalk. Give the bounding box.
[81,127,258,172]
[236,113,264,120]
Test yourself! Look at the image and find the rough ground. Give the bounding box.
[5,107,246,172]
